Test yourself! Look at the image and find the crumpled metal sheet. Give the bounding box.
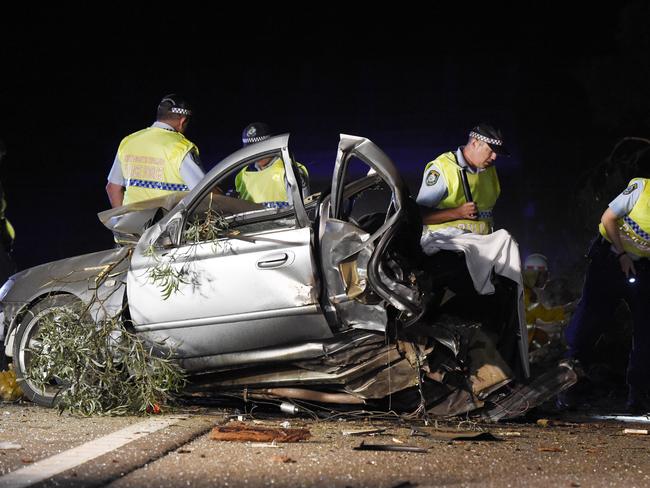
[480,359,579,422]
[344,358,419,399]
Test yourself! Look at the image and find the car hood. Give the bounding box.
[97,193,186,245]
[3,247,131,305]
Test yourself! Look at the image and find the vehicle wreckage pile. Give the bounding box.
[0,135,578,419]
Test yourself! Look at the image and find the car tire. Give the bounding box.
[13,294,83,407]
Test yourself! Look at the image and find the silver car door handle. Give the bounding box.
[257,253,289,269]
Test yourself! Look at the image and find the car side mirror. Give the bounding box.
[153,214,182,249]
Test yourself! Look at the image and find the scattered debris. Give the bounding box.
[499,431,521,437]
[280,420,291,429]
[0,442,22,450]
[538,446,564,452]
[271,455,296,463]
[353,441,428,453]
[210,421,311,443]
[392,437,404,444]
[342,428,386,436]
[536,419,551,427]
[623,429,648,435]
[429,431,502,442]
[409,428,429,437]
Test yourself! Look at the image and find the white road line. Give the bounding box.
[0,415,189,488]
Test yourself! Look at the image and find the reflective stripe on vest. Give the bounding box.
[424,152,500,235]
[599,178,650,257]
[118,127,197,205]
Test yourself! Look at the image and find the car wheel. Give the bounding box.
[13,295,83,407]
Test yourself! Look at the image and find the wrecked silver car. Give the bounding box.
[0,134,576,420]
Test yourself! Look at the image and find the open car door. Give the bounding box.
[317,135,425,333]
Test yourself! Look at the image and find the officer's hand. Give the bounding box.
[619,254,636,278]
[457,202,478,220]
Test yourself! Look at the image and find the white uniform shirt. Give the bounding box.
[107,121,205,189]
[607,178,645,261]
[608,179,645,217]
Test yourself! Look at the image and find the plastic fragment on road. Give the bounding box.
[353,441,428,453]
[210,421,311,443]
[0,442,22,450]
[428,431,502,442]
[342,428,386,436]
[623,428,648,435]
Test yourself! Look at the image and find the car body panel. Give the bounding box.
[128,226,333,360]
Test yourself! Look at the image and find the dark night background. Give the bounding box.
[1,4,649,291]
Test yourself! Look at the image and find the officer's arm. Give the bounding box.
[106,182,124,208]
[420,203,478,224]
[601,207,636,277]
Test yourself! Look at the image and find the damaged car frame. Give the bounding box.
[0,134,576,420]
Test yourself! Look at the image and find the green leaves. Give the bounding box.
[25,305,186,416]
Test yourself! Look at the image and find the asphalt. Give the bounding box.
[0,402,649,488]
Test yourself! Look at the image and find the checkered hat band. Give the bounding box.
[170,107,191,116]
[624,216,650,241]
[242,135,271,144]
[126,178,189,192]
[469,131,502,146]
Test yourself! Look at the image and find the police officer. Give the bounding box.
[235,122,309,208]
[561,163,650,413]
[106,94,205,208]
[0,140,16,286]
[417,123,508,235]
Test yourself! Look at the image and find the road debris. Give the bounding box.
[623,429,649,435]
[342,428,386,436]
[353,441,428,453]
[429,431,502,442]
[0,441,22,450]
[409,428,429,437]
[210,421,311,443]
[538,446,564,452]
[271,455,296,463]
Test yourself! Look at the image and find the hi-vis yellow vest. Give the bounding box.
[0,197,14,241]
[424,152,500,234]
[117,127,198,206]
[599,178,650,258]
[235,158,308,204]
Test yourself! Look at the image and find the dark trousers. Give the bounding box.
[565,237,650,390]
